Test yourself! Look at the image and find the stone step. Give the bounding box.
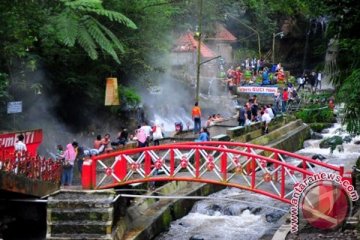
[48,197,114,209]
[47,190,115,209]
[48,208,113,222]
[47,233,112,240]
[49,220,112,235]
[49,189,115,199]
[46,190,116,239]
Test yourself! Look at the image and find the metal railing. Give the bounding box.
[84,142,344,204]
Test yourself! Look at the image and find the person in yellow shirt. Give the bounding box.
[192,102,202,133]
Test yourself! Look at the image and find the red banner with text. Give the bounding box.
[0,129,43,159]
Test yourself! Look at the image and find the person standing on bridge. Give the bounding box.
[237,105,246,126]
[282,88,289,113]
[72,141,85,180]
[152,121,163,146]
[61,143,76,187]
[192,102,202,134]
[14,134,27,174]
[14,134,27,152]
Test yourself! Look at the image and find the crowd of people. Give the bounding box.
[52,122,167,186]
[236,95,277,134]
[296,71,322,93]
[224,57,324,97]
[224,60,287,93]
[205,114,224,127]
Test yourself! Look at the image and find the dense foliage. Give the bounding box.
[295,105,334,124]
[311,0,360,134]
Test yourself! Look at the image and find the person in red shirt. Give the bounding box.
[282,88,289,112]
[235,67,242,86]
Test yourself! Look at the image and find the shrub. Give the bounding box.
[295,106,334,123]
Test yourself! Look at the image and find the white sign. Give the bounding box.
[237,86,278,95]
[7,101,22,114]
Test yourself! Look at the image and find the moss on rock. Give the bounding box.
[319,136,343,152]
[309,123,333,133]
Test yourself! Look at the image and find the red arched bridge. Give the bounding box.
[82,141,344,204]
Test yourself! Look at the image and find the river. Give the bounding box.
[156,120,360,240]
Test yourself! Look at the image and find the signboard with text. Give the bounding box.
[237,86,278,95]
[7,101,22,114]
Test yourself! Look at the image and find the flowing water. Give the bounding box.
[156,188,288,240]
[156,118,360,240]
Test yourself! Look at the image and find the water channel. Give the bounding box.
[156,119,360,240]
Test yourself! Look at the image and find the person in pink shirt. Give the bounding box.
[61,143,76,186]
[135,126,147,148]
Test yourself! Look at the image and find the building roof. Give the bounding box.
[213,23,237,41]
[173,32,217,58]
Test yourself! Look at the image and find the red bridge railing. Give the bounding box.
[0,151,62,182]
[83,142,344,204]
[0,129,62,183]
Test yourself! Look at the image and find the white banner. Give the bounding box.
[237,86,278,95]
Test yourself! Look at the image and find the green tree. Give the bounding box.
[46,0,137,63]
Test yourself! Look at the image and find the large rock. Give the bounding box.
[319,136,343,150]
[343,135,353,143]
[309,123,333,133]
[297,162,315,169]
[190,235,205,240]
[321,129,330,134]
[312,154,326,161]
[250,207,262,214]
[311,132,323,140]
[265,211,283,223]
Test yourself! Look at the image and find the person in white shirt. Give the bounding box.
[140,122,153,146]
[261,111,272,134]
[265,106,274,119]
[14,134,27,174]
[297,75,305,91]
[14,134,27,152]
[316,72,322,90]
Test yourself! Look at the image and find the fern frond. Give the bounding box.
[97,23,124,53]
[55,11,79,46]
[85,9,137,29]
[63,0,103,10]
[83,17,120,63]
[77,24,98,60]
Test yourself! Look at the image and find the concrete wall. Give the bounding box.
[208,42,233,63]
[0,171,60,197]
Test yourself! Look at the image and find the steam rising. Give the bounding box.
[133,61,236,132]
